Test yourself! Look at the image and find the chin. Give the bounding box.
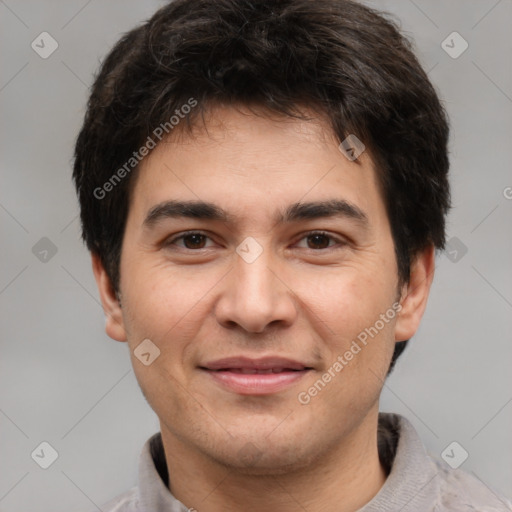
[210,440,319,476]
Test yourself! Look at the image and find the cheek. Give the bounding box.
[122,260,209,325]
[299,268,398,378]
[120,261,222,378]
[295,267,393,331]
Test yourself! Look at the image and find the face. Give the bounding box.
[94,105,433,474]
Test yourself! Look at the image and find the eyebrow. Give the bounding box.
[143,199,369,228]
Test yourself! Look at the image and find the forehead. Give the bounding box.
[128,105,384,226]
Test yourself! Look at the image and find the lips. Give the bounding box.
[200,357,313,395]
[202,356,310,371]
[220,368,300,374]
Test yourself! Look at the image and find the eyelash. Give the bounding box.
[164,230,346,252]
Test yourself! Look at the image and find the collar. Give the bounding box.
[135,412,439,511]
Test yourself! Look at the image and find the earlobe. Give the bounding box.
[394,245,436,342]
[91,253,128,342]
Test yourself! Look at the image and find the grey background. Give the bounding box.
[1,0,511,510]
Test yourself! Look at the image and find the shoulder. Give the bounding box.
[95,486,140,512]
[377,413,512,511]
[432,458,512,511]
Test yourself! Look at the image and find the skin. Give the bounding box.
[93,105,435,512]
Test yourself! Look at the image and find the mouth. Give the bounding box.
[199,357,314,395]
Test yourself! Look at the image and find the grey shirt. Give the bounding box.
[99,413,512,511]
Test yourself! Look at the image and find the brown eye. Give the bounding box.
[294,231,346,252]
[181,233,207,249]
[165,232,214,250]
[306,233,331,249]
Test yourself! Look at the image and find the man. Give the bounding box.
[72,0,512,510]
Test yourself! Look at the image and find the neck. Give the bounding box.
[160,409,388,512]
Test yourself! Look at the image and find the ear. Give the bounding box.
[394,245,435,342]
[91,252,127,342]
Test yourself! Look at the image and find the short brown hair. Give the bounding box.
[72,0,451,373]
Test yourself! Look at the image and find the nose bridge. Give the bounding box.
[236,241,274,298]
[215,237,296,332]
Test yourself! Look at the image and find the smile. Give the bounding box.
[200,356,314,395]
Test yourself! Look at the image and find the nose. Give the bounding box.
[214,242,298,333]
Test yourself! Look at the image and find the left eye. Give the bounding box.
[295,232,341,250]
